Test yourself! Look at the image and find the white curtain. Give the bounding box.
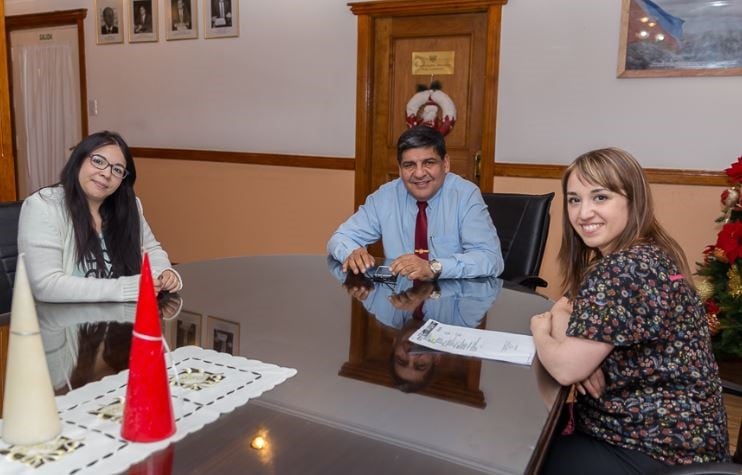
[17,42,80,193]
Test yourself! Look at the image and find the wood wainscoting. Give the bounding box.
[131,147,727,187]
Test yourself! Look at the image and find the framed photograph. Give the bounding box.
[166,0,199,41]
[204,0,239,39]
[164,309,203,349]
[96,0,124,45]
[129,0,159,43]
[206,315,240,355]
[618,0,742,78]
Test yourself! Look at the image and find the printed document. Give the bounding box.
[409,319,535,365]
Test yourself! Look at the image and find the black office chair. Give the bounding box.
[657,463,742,475]
[0,201,22,314]
[482,192,555,290]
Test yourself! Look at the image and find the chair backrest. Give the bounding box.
[0,201,22,314]
[481,192,555,285]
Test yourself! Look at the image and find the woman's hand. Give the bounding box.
[576,368,606,399]
[157,269,181,292]
[158,294,183,319]
[530,311,554,337]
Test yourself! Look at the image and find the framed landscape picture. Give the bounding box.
[129,0,159,43]
[618,0,742,77]
[166,0,199,41]
[96,0,124,45]
[204,0,239,39]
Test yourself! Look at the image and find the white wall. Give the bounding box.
[497,1,742,168]
[6,0,741,169]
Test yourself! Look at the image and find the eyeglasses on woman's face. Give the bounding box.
[89,154,129,179]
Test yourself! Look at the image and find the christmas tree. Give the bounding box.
[696,155,742,359]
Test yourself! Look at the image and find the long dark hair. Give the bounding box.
[59,131,141,276]
[559,148,691,298]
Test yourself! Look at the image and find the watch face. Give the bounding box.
[431,260,442,273]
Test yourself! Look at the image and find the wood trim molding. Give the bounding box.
[494,162,729,187]
[478,5,503,193]
[131,147,727,187]
[4,9,87,27]
[130,147,355,171]
[524,385,570,475]
[348,0,507,16]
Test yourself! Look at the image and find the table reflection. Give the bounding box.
[328,257,504,408]
[0,255,567,474]
[37,294,183,395]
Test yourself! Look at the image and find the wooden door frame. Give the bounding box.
[348,0,507,209]
[3,9,89,201]
[0,1,15,201]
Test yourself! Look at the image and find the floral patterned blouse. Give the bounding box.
[566,243,729,465]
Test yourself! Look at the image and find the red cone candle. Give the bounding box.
[121,253,176,442]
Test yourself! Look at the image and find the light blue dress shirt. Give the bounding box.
[327,173,504,279]
[362,276,503,330]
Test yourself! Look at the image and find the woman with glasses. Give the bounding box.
[18,130,182,302]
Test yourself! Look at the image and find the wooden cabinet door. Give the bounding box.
[350,0,507,209]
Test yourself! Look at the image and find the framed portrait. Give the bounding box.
[204,0,239,39]
[96,0,124,45]
[206,315,240,355]
[166,0,199,41]
[618,0,742,78]
[164,309,203,349]
[129,0,159,43]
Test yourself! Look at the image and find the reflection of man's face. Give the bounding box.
[392,324,440,386]
[139,6,146,17]
[394,338,435,384]
[177,0,184,7]
[103,8,114,26]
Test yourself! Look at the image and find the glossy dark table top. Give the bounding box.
[30,255,564,474]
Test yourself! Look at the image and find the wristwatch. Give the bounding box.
[429,260,442,279]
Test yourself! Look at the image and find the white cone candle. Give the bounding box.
[1,254,61,445]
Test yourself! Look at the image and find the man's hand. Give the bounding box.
[389,254,434,281]
[342,247,375,274]
[342,272,374,302]
[389,282,435,311]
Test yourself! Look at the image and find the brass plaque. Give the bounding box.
[412,51,455,75]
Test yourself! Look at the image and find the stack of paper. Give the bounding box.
[409,319,535,365]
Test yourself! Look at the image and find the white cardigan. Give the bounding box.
[18,186,181,302]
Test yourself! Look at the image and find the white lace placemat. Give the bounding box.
[0,346,297,474]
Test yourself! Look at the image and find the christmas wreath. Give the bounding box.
[405,81,457,136]
[696,154,742,359]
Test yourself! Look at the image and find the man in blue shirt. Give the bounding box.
[327,126,504,280]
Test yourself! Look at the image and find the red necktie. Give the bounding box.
[415,201,428,261]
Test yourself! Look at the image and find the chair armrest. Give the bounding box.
[507,275,548,290]
[656,462,742,475]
